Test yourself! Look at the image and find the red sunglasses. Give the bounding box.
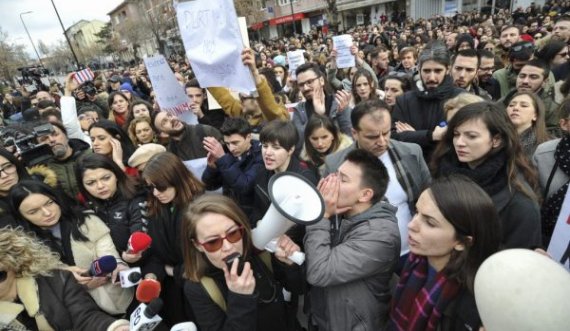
[194,227,245,252]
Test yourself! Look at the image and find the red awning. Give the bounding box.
[269,13,305,26]
[250,22,264,30]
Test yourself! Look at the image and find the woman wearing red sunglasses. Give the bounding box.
[181,194,305,331]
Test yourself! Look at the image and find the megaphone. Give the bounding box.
[474,249,570,331]
[252,172,324,265]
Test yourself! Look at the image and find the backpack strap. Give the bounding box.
[258,251,273,273]
[200,276,227,312]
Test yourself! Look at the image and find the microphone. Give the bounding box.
[136,278,161,303]
[80,255,117,277]
[119,267,142,288]
[170,322,198,331]
[130,298,163,331]
[127,232,152,254]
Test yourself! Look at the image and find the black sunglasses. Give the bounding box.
[0,270,7,283]
[147,183,168,192]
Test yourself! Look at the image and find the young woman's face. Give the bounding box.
[507,94,537,132]
[0,156,19,196]
[194,213,244,270]
[453,118,500,168]
[19,193,62,229]
[146,180,176,205]
[261,141,293,173]
[82,168,118,200]
[309,127,334,154]
[135,121,154,144]
[112,95,129,114]
[89,127,113,156]
[354,75,372,100]
[132,104,150,119]
[384,79,404,106]
[407,190,463,271]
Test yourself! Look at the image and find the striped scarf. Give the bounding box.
[387,254,460,331]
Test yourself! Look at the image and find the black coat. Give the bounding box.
[392,76,463,161]
[437,289,481,331]
[184,254,305,331]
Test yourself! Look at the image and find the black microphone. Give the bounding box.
[80,255,117,277]
[130,297,163,331]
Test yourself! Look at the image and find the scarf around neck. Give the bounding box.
[387,254,461,331]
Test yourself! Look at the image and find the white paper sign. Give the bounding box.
[548,190,570,270]
[238,17,250,49]
[144,55,197,124]
[183,157,222,193]
[176,0,256,93]
[287,50,305,79]
[332,35,355,69]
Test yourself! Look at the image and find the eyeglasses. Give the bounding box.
[147,183,168,192]
[297,77,319,88]
[0,270,7,283]
[194,226,245,252]
[0,163,16,176]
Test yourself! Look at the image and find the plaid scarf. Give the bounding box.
[387,254,461,331]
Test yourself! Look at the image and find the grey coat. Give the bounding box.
[322,140,431,212]
[533,138,570,199]
[304,202,401,331]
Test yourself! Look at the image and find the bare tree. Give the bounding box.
[0,28,30,84]
[37,39,50,58]
[325,0,339,33]
[235,0,266,25]
[140,1,176,56]
[120,19,152,62]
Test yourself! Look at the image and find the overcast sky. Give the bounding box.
[1,0,123,57]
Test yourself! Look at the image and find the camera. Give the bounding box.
[81,82,97,96]
[1,123,55,166]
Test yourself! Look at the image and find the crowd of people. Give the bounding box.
[1,1,569,330]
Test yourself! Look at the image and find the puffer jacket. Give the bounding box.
[304,202,401,331]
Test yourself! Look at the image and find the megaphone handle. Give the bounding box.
[288,251,305,265]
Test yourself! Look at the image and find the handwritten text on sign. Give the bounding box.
[176,0,255,93]
[144,55,197,124]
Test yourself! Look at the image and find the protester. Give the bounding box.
[88,120,137,174]
[300,114,352,170]
[127,116,157,146]
[0,227,130,330]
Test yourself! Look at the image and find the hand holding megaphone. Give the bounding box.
[265,236,305,265]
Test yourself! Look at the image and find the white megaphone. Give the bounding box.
[474,249,570,331]
[252,172,324,265]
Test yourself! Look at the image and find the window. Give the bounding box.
[278,0,298,6]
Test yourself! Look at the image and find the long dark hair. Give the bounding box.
[142,152,205,216]
[89,119,136,165]
[303,114,341,166]
[431,101,538,200]
[427,175,501,293]
[0,147,30,181]
[351,68,379,105]
[74,153,140,206]
[9,180,89,242]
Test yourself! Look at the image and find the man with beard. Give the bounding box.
[502,59,560,136]
[451,49,491,99]
[496,25,521,66]
[552,16,570,80]
[41,121,91,198]
[492,40,534,98]
[392,43,463,161]
[152,110,222,161]
[477,49,501,100]
[369,45,394,80]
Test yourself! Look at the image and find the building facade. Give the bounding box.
[64,19,106,65]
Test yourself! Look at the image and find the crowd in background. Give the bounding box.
[0,1,569,331]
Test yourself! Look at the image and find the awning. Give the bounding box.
[269,13,305,26]
[250,22,264,30]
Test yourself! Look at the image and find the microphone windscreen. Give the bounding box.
[92,255,117,276]
[145,298,164,318]
[129,232,152,254]
[128,271,142,283]
[136,278,161,303]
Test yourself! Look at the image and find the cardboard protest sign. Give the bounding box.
[175,0,256,93]
[332,35,355,69]
[144,54,197,124]
[548,190,570,270]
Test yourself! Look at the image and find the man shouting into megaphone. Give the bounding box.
[304,149,401,331]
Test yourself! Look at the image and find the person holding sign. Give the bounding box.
[533,99,570,245]
[207,48,290,132]
[327,45,378,92]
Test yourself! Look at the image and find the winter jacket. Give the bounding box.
[0,271,128,331]
[501,87,560,137]
[184,254,305,331]
[304,202,401,331]
[46,139,91,199]
[86,191,147,254]
[436,289,482,331]
[168,123,223,161]
[533,138,570,200]
[202,140,264,219]
[392,76,463,161]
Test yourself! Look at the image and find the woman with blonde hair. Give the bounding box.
[127,116,157,146]
[181,194,304,331]
[0,227,130,330]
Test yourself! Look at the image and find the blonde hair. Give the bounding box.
[0,227,62,277]
[444,93,484,120]
[127,116,155,145]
